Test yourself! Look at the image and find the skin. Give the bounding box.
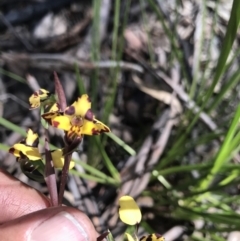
[0,169,98,241]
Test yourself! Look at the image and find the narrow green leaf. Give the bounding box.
[106,132,136,156]
[0,117,26,136]
[199,104,240,190]
[204,0,240,107]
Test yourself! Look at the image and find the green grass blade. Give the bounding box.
[203,0,240,108]
[75,63,86,95]
[190,0,207,99]
[73,159,119,186]
[0,68,26,83]
[106,132,136,156]
[94,136,120,182]
[208,70,240,111]
[199,104,240,190]
[70,169,117,185]
[103,0,131,125]
[0,117,26,136]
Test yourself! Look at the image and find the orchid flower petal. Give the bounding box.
[68,94,91,117]
[12,144,41,161]
[50,115,72,131]
[51,149,75,169]
[119,195,142,225]
[25,129,39,147]
[82,119,110,135]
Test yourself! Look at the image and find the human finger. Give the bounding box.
[0,169,50,223]
[0,206,98,241]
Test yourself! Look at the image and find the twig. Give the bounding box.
[1,53,144,73]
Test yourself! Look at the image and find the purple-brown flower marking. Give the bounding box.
[85,109,94,121]
[92,125,110,135]
[65,105,75,115]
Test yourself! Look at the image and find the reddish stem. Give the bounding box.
[58,154,72,205]
[44,132,58,206]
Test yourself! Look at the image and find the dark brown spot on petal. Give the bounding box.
[146,234,153,241]
[85,109,94,121]
[38,89,44,95]
[33,91,39,97]
[52,120,60,127]
[19,151,26,159]
[65,106,75,115]
[31,138,39,148]
[43,118,52,125]
[91,126,110,135]
[87,96,91,102]
[9,147,15,154]
[155,234,163,239]
[91,128,100,135]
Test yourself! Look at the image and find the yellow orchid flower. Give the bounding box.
[140,234,165,241]
[29,89,50,109]
[118,196,165,241]
[8,129,74,169]
[42,94,110,139]
[119,195,142,225]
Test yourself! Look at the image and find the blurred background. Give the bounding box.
[1,0,240,240]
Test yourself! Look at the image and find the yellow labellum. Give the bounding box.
[51,149,75,169]
[119,195,142,225]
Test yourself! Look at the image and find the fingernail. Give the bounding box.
[30,211,88,241]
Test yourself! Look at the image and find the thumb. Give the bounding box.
[0,206,98,241]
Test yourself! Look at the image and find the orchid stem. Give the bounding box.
[44,131,58,206]
[58,154,72,205]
